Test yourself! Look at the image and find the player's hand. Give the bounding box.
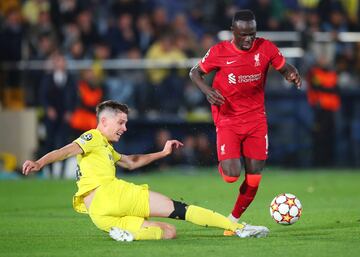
[163,140,184,156]
[205,88,225,106]
[287,72,301,89]
[22,160,41,175]
[280,64,302,89]
[285,68,302,89]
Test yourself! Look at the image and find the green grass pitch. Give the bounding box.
[1,168,359,257]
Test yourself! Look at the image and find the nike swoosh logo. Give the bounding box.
[226,60,236,64]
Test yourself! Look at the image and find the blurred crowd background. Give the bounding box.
[1,0,360,177]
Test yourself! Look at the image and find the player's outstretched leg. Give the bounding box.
[148,191,269,238]
[184,205,269,238]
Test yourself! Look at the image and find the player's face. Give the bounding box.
[107,112,128,142]
[231,20,256,50]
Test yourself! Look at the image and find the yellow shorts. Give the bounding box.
[88,179,150,233]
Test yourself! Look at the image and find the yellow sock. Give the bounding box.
[134,226,163,240]
[185,205,244,232]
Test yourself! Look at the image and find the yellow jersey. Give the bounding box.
[72,129,121,213]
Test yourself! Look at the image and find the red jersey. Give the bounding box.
[199,38,285,127]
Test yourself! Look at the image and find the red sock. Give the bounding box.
[231,174,262,219]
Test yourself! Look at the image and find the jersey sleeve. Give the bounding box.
[199,45,219,74]
[74,131,99,154]
[113,151,121,163]
[266,41,286,70]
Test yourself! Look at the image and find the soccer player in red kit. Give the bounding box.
[189,10,301,235]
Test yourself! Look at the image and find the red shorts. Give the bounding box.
[216,122,268,161]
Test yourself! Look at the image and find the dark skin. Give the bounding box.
[189,19,302,177]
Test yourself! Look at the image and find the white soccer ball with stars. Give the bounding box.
[270,193,302,225]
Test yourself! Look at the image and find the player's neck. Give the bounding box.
[96,126,109,141]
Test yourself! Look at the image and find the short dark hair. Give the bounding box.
[96,100,129,121]
[233,10,255,23]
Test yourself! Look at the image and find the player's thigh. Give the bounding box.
[216,127,241,161]
[142,220,176,239]
[242,123,268,161]
[89,179,150,218]
[148,191,174,218]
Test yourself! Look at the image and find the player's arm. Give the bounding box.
[22,143,83,175]
[189,64,225,106]
[116,140,183,170]
[278,63,302,89]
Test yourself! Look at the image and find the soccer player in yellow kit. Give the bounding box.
[22,100,269,241]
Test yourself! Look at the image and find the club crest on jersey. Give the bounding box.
[254,53,260,67]
[220,144,226,155]
[81,133,93,141]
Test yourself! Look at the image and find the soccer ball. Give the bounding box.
[270,193,302,225]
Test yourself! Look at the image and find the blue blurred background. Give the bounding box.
[1,0,360,178]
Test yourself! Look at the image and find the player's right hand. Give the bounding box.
[205,88,225,106]
[22,160,41,175]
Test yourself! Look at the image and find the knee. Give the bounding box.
[246,164,265,174]
[162,224,176,239]
[245,159,265,174]
[219,162,240,183]
[220,162,241,177]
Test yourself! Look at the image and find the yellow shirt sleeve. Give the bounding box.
[114,151,121,163]
[74,130,100,154]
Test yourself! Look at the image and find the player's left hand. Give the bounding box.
[163,140,183,155]
[280,64,302,89]
[286,71,302,89]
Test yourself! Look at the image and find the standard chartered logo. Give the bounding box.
[238,73,261,83]
[228,73,236,84]
[227,73,262,85]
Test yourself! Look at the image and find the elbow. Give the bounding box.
[123,155,143,170]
